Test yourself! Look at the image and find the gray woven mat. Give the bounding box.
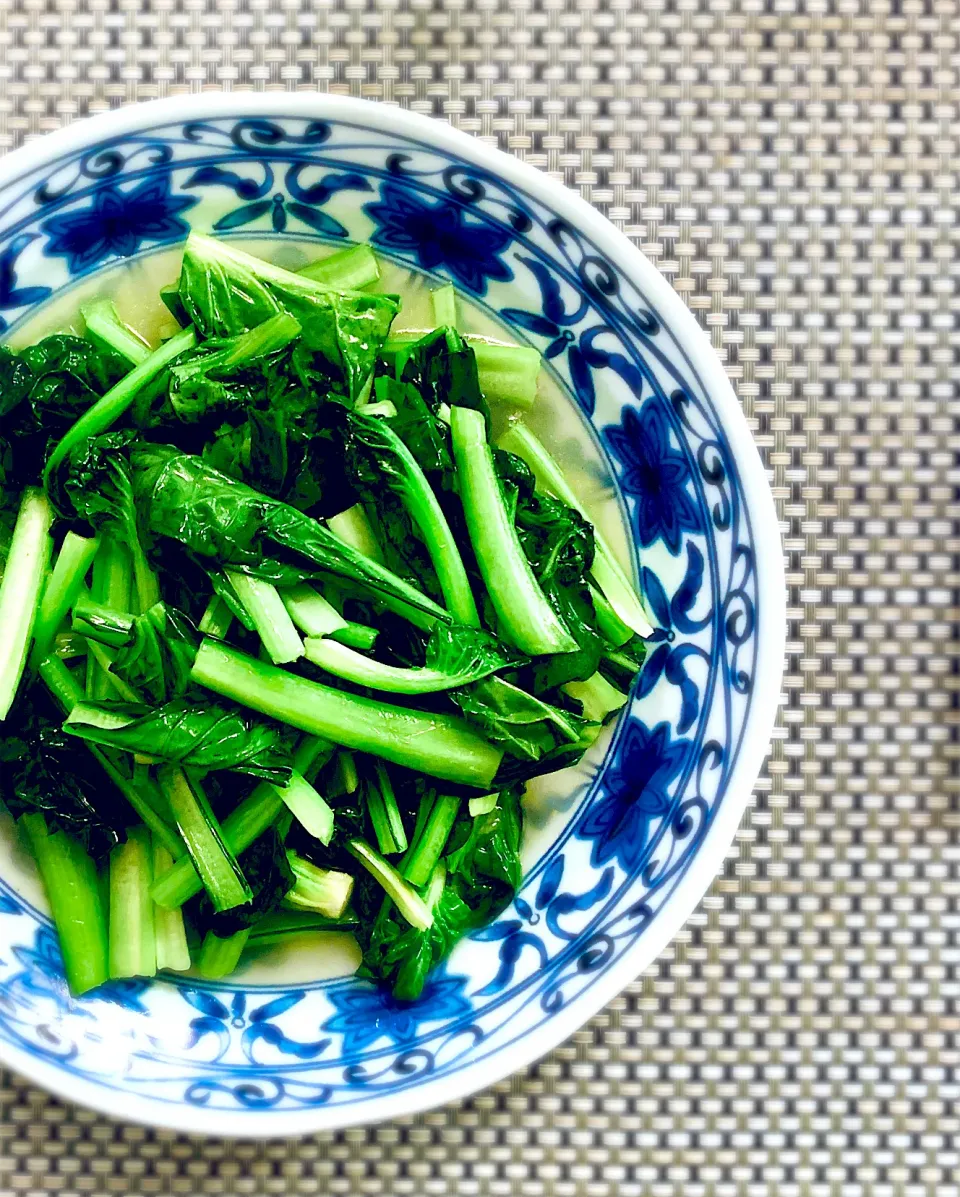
[1,0,958,1193]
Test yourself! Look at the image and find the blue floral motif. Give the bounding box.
[604,401,703,554]
[182,988,329,1063]
[577,720,692,872]
[39,175,197,273]
[0,234,51,331]
[324,972,472,1055]
[184,162,371,237]
[474,856,614,1001]
[365,182,514,294]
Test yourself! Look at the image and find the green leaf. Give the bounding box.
[63,698,295,782]
[125,440,449,621]
[177,233,399,400]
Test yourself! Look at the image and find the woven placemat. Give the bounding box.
[1,0,958,1192]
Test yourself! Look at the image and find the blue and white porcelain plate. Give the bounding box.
[0,95,784,1135]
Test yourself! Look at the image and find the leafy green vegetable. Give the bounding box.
[43,326,197,486]
[55,430,160,612]
[73,598,197,703]
[303,621,516,695]
[177,233,399,400]
[151,735,332,910]
[166,313,303,423]
[192,638,504,788]
[185,826,293,938]
[122,441,449,622]
[358,860,472,1001]
[471,341,541,410]
[158,763,252,913]
[197,927,251,979]
[108,825,156,979]
[0,691,128,860]
[297,243,380,291]
[446,786,523,894]
[21,811,109,994]
[152,837,191,972]
[1,234,650,1002]
[63,698,294,782]
[347,410,479,625]
[284,852,354,918]
[346,837,433,930]
[450,406,576,656]
[82,299,151,366]
[450,674,590,762]
[563,671,628,723]
[496,422,653,639]
[402,792,460,887]
[29,531,100,672]
[0,488,53,719]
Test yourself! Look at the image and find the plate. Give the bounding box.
[0,94,784,1134]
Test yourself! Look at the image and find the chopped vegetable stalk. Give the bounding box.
[54,631,88,659]
[431,284,458,327]
[275,769,335,845]
[450,406,576,656]
[296,734,337,784]
[0,489,53,720]
[346,838,433,931]
[82,298,152,365]
[157,764,252,912]
[29,531,100,671]
[350,412,480,626]
[367,762,408,856]
[302,636,503,695]
[404,790,435,860]
[403,793,460,887]
[152,840,191,972]
[43,325,197,484]
[198,927,251,979]
[468,792,499,817]
[563,671,628,723]
[590,584,635,648]
[72,596,135,647]
[21,812,108,995]
[471,342,541,410]
[330,621,379,651]
[85,641,143,703]
[297,244,380,290]
[108,826,156,979]
[496,423,653,638]
[151,734,330,909]
[326,504,385,564]
[284,853,354,918]
[225,569,304,664]
[334,750,359,796]
[198,594,234,639]
[191,638,503,788]
[85,537,131,700]
[247,909,358,948]
[279,583,348,638]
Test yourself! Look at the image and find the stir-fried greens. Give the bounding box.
[0,236,651,999]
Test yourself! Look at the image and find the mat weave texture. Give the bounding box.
[1,0,958,1193]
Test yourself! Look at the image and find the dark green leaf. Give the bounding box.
[450,675,589,761]
[64,699,295,782]
[176,233,398,400]
[0,691,127,861]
